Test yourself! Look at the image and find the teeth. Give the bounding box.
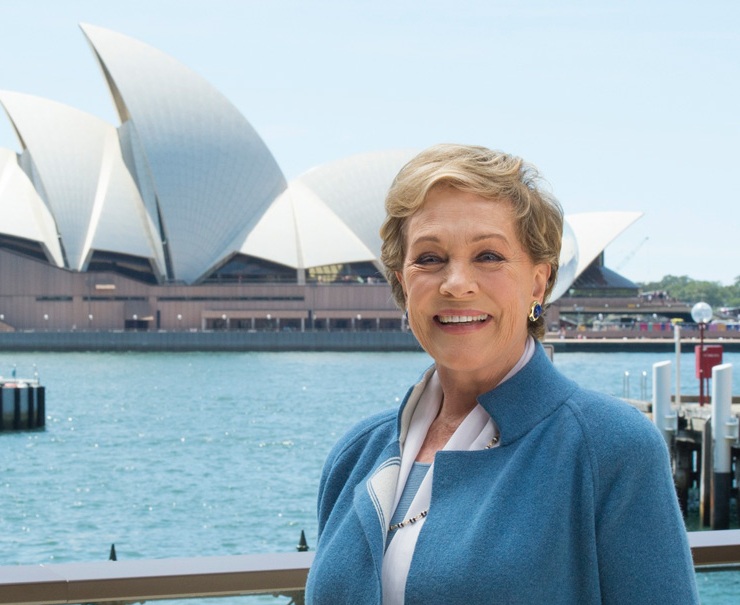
[438,314,488,324]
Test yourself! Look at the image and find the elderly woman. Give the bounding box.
[305,144,698,604]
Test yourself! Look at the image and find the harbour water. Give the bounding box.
[1,349,738,603]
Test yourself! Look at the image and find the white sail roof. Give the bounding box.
[294,149,418,260]
[0,147,64,267]
[241,181,376,269]
[567,211,644,277]
[0,90,165,274]
[80,23,286,283]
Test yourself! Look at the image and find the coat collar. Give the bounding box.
[396,342,577,447]
[477,342,577,445]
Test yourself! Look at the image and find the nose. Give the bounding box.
[440,260,477,297]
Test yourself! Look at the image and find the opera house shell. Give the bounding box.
[0,24,641,334]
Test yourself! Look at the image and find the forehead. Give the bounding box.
[406,186,516,235]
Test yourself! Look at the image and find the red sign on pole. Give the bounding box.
[695,345,723,378]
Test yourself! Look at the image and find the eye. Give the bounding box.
[412,253,443,266]
[477,251,504,263]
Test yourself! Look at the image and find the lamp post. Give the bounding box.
[177,313,182,331]
[88,313,93,330]
[691,301,713,406]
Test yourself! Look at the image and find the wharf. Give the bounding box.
[0,330,738,353]
[546,336,740,353]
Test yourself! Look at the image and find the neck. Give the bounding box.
[434,367,509,418]
[414,337,533,463]
[435,336,532,420]
[414,368,503,463]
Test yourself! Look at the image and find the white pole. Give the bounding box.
[653,361,677,447]
[710,362,736,529]
[711,363,736,474]
[674,323,681,408]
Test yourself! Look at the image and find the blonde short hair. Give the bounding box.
[379,144,563,339]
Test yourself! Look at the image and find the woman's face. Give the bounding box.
[397,185,550,382]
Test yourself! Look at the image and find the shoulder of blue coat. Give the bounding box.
[563,385,668,462]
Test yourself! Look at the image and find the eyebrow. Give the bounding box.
[409,232,509,246]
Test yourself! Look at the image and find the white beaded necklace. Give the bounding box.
[387,433,500,532]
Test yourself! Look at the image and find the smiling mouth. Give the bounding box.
[436,314,490,325]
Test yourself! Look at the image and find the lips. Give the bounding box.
[436,313,490,325]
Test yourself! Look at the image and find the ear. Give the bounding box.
[531,263,551,301]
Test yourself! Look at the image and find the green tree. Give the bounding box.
[638,275,739,309]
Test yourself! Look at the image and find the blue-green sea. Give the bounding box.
[1,349,738,604]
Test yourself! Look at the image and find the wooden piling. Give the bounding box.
[673,439,692,516]
[700,419,712,527]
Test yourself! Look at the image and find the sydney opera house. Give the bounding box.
[0,24,641,334]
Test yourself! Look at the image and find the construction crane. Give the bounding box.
[615,236,649,272]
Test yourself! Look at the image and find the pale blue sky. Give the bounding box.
[1,0,738,284]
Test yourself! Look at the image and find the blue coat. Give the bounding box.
[306,343,699,604]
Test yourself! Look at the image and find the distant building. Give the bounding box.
[0,24,642,333]
[565,253,640,298]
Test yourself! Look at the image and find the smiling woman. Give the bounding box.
[305,144,700,605]
[395,185,550,395]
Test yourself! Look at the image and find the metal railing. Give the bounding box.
[0,551,313,605]
[0,531,739,604]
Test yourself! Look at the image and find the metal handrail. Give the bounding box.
[0,531,738,604]
[0,551,314,605]
[689,529,740,570]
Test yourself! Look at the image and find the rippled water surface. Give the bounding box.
[1,349,738,603]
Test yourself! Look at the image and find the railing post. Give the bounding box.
[623,371,630,399]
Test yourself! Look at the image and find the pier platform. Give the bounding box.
[0,377,45,431]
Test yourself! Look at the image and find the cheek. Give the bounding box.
[401,270,435,302]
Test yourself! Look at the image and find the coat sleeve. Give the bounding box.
[591,404,700,604]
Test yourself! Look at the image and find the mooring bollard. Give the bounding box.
[297,530,309,552]
[710,363,737,530]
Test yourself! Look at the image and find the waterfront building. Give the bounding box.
[0,24,642,334]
